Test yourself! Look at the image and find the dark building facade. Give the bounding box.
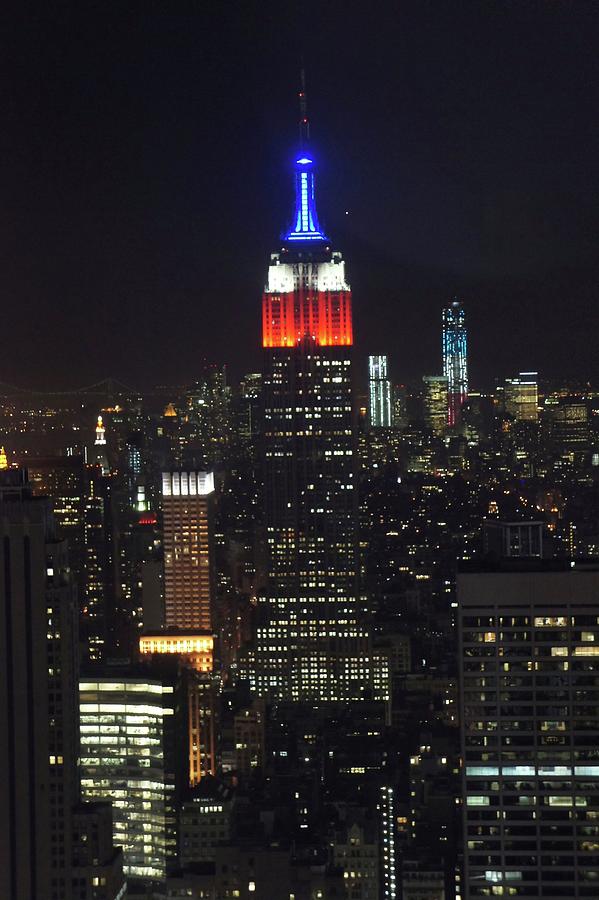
[0,469,124,900]
[458,561,599,898]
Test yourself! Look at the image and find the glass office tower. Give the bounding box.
[442,299,468,426]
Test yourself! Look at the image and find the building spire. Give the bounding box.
[284,71,328,244]
[299,67,309,147]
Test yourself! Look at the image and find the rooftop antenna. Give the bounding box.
[299,66,309,148]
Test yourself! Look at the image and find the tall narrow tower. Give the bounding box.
[442,299,469,426]
[368,355,392,428]
[247,83,388,703]
[162,471,215,632]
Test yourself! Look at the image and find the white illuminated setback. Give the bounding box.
[266,258,350,294]
[162,471,215,497]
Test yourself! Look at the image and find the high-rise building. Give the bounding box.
[546,396,590,460]
[93,414,110,474]
[80,663,190,883]
[138,633,218,784]
[504,372,539,422]
[24,455,114,662]
[0,469,78,899]
[95,414,106,446]
[392,383,408,430]
[0,469,124,900]
[162,471,215,632]
[458,559,599,898]
[245,90,388,703]
[239,371,263,439]
[422,375,449,436]
[369,355,392,428]
[185,365,233,467]
[442,299,468,426]
[140,473,218,790]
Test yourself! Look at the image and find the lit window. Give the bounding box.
[466,795,490,806]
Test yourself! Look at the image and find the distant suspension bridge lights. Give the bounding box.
[0,376,138,398]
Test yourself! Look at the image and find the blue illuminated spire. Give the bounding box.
[283,71,328,244]
[284,156,328,243]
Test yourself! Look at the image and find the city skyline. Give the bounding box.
[3,4,599,389]
[3,6,599,899]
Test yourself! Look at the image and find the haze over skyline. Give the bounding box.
[4,2,598,389]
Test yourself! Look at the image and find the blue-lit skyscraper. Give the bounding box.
[442,299,468,426]
[243,81,389,704]
[368,355,392,428]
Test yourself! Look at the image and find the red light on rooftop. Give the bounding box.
[139,514,157,526]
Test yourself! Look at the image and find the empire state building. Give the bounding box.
[242,90,388,704]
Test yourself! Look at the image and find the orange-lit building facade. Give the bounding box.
[162,471,215,632]
[138,633,217,786]
[262,282,353,348]
[139,632,214,675]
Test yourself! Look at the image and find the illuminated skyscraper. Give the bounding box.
[504,372,539,422]
[246,84,388,703]
[547,396,590,459]
[138,632,218,786]
[162,471,215,632]
[144,473,218,785]
[442,299,468,426]
[93,414,109,474]
[368,355,392,428]
[422,375,449,436]
[80,663,190,884]
[95,415,106,445]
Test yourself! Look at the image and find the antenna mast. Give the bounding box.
[299,67,309,147]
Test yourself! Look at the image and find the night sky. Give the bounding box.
[3,2,599,391]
